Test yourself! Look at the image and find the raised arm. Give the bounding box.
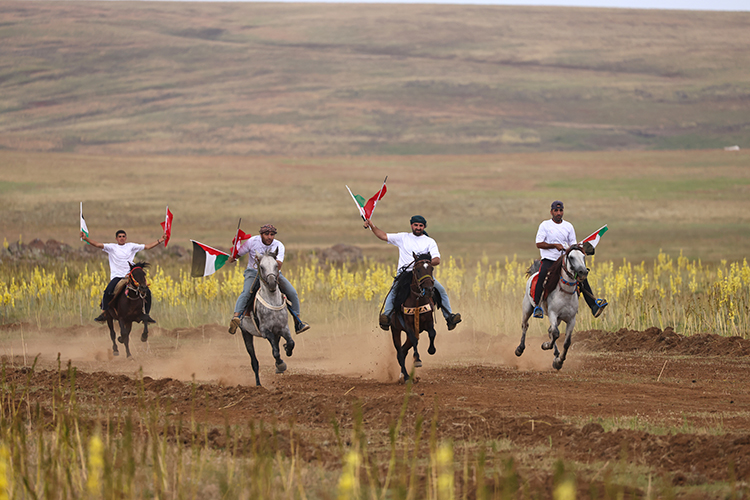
[80,231,104,249]
[363,220,388,242]
[143,233,167,250]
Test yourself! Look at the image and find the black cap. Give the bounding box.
[551,201,564,210]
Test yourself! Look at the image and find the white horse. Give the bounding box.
[515,245,588,370]
[238,249,295,386]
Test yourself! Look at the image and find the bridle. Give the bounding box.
[559,246,587,295]
[411,259,434,298]
[126,267,148,300]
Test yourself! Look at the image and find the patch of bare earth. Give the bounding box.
[2,325,750,497]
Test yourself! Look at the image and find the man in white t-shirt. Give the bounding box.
[364,215,461,331]
[227,224,310,335]
[532,200,608,319]
[80,229,165,323]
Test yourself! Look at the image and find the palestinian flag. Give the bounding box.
[581,225,608,248]
[191,240,229,277]
[80,202,89,243]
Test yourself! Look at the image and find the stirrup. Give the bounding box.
[593,299,608,318]
[532,306,544,319]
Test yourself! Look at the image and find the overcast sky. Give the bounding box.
[147,0,749,11]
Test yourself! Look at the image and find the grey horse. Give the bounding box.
[238,249,295,386]
[516,245,588,370]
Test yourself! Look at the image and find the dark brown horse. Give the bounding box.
[105,262,150,358]
[389,253,437,383]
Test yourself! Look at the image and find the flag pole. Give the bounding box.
[231,218,242,261]
[346,185,371,231]
[80,202,83,241]
[368,176,388,220]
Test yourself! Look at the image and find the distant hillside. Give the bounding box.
[1,1,748,155]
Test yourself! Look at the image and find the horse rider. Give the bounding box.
[532,200,608,319]
[363,215,462,331]
[228,224,310,335]
[80,229,165,324]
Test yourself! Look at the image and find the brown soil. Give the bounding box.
[2,324,750,497]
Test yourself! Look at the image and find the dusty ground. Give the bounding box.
[2,322,750,497]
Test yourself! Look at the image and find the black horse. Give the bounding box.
[389,253,438,383]
[104,262,151,358]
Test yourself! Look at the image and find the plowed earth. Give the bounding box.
[2,323,750,498]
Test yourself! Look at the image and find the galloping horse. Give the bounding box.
[516,245,588,370]
[238,249,295,386]
[105,262,151,358]
[389,252,438,383]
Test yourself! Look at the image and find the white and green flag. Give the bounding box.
[80,202,89,242]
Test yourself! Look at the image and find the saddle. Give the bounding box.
[526,257,565,303]
[242,288,290,338]
[105,277,131,316]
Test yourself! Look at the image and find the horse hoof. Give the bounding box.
[113,351,119,357]
[284,342,294,357]
[515,346,525,357]
[398,374,407,385]
[141,333,148,342]
[541,342,552,350]
[117,336,124,343]
[413,360,422,368]
[428,346,436,355]
[553,358,563,370]
[275,361,287,374]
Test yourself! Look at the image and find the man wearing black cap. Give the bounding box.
[532,201,608,319]
[363,216,462,331]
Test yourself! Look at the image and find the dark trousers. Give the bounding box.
[533,259,597,312]
[101,277,151,313]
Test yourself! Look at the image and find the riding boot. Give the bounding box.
[142,313,156,324]
[379,313,391,331]
[228,316,241,334]
[295,319,310,334]
[446,313,462,331]
[94,311,108,323]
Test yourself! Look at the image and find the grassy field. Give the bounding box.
[1,149,749,265]
[0,1,749,156]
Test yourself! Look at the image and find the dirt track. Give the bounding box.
[3,323,750,495]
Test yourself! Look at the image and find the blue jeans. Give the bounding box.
[234,268,301,317]
[384,278,452,320]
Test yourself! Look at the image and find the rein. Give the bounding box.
[126,268,148,300]
[405,259,435,333]
[559,247,584,295]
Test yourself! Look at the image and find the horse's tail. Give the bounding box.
[526,259,541,277]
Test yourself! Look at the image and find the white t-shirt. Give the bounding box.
[386,232,440,272]
[536,219,577,261]
[237,235,285,270]
[102,242,146,280]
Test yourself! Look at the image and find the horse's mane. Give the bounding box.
[392,253,435,313]
[131,262,150,270]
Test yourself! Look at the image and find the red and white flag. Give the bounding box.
[346,177,388,220]
[160,206,173,247]
[231,228,252,260]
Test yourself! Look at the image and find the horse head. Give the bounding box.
[564,245,588,282]
[128,262,150,297]
[412,252,434,298]
[256,249,280,292]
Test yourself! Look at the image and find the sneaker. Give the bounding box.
[379,313,391,331]
[532,306,544,319]
[142,313,156,324]
[228,317,241,335]
[94,312,108,323]
[593,299,608,318]
[446,313,462,331]
[295,321,310,334]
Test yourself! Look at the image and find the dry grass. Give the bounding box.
[2,149,750,265]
